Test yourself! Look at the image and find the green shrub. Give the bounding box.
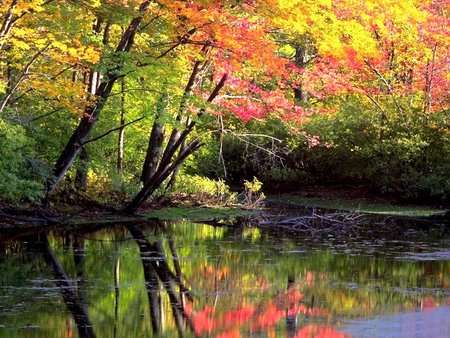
[0,118,46,202]
[172,174,237,204]
[301,101,450,201]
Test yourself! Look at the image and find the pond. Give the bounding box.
[0,219,449,337]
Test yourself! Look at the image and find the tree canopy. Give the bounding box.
[0,0,448,206]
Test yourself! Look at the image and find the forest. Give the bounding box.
[0,0,449,212]
[1,2,449,337]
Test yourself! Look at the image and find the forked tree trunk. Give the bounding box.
[141,93,168,184]
[124,74,228,214]
[140,53,205,189]
[44,0,151,199]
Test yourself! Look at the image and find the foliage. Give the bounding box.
[0,117,45,202]
[82,168,141,206]
[240,176,266,207]
[301,101,450,201]
[0,0,448,205]
[172,174,237,205]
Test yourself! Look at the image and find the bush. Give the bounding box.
[172,174,237,204]
[0,118,46,202]
[301,101,450,201]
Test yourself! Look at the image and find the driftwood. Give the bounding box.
[256,209,368,236]
[234,207,449,238]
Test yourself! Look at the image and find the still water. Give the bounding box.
[0,220,449,337]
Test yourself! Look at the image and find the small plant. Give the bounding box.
[172,175,237,205]
[240,177,265,207]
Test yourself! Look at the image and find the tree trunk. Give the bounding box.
[117,79,126,173]
[293,46,309,104]
[124,74,228,214]
[44,0,151,199]
[158,59,204,170]
[165,131,187,191]
[125,140,202,213]
[74,147,89,191]
[141,55,205,188]
[141,93,168,184]
[0,0,18,52]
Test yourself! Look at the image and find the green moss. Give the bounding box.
[270,194,447,217]
[142,206,251,221]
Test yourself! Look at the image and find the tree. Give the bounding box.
[0,0,447,204]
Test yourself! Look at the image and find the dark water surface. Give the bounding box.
[0,220,449,337]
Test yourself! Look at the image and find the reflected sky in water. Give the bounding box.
[0,220,449,337]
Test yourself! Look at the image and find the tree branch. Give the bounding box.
[364,60,404,114]
[0,42,52,113]
[81,116,145,146]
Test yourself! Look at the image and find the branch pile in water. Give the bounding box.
[257,209,369,236]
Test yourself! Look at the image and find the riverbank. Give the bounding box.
[0,185,448,232]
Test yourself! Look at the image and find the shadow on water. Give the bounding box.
[0,217,449,337]
[27,234,95,338]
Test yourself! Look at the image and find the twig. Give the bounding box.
[81,116,145,146]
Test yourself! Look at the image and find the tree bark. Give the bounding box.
[124,140,202,213]
[0,0,18,52]
[44,0,151,199]
[141,93,168,184]
[75,147,89,191]
[293,45,310,104]
[117,79,126,173]
[158,59,204,170]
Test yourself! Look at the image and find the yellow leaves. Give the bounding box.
[14,0,46,14]
[50,40,100,65]
[90,0,102,8]
[9,38,31,50]
[0,80,7,95]
[51,40,68,52]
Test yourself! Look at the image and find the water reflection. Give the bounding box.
[30,235,95,338]
[0,221,448,337]
[126,224,194,336]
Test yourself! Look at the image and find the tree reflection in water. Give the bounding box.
[127,222,347,338]
[126,224,196,337]
[0,220,447,338]
[29,234,95,338]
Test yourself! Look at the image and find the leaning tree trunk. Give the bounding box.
[124,73,228,214]
[142,55,206,190]
[141,93,169,184]
[44,0,151,199]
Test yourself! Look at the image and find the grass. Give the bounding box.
[142,205,252,221]
[270,194,447,217]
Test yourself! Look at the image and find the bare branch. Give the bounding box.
[81,116,145,146]
[156,27,198,59]
[365,93,387,116]
[30,108,62,122]
[364,60,404,114]
[0,42,52,113]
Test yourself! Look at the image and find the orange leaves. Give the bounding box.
[2,0,448,130]
[295,325,349,338]
[185,281,338,338]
